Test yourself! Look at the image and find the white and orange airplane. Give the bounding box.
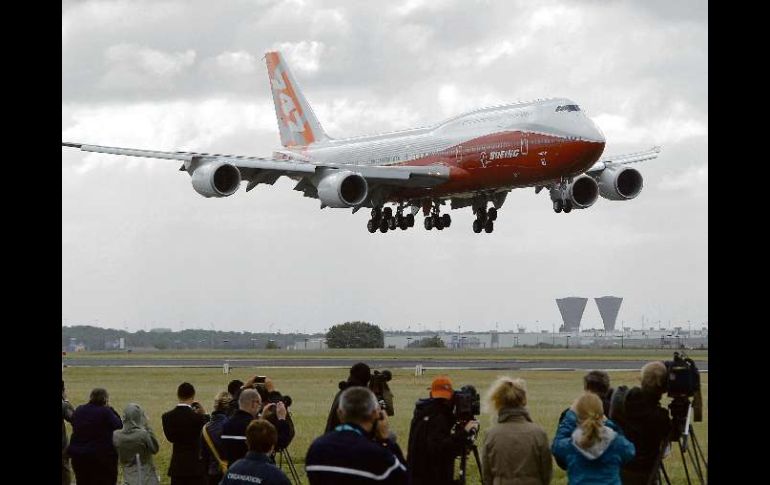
[62,51,660,234]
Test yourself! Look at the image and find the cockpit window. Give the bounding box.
[555,105,580,112]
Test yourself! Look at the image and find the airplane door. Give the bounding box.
[455,145,463,164]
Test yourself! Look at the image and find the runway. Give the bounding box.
[63,357,708,371]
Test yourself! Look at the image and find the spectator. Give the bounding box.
[552,393,635,485]
[162,382,210,485]
[68,388,123,485]
[201,391,232,485]
[324,362,372,433]
[62,380,75,485]
[481,377,552,485]
[220,420,291,485]
[306,386,407,484]
[113,403,160,485]
[222,389,291,464]
[226,380,244,417]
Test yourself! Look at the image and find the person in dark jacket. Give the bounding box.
[554,370,616,470]
[324,362,372,433]
[62,380,75,485]
[162,382,210,485]
[226,380,244,417]
[306,386,407,485]
[220,419,291,485]
[200,391,232,485]
[221,389,290,464]
[67,387,123,485]
[615,362,673,485]
[552,392,635,485]
[407,375,479,485]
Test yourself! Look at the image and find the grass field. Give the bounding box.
[63,363,707,484]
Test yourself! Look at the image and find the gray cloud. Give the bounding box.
[62,0,708,332]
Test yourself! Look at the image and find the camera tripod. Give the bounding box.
[457,433,483,485]
[275,447,302,485]
[650,402,707,485]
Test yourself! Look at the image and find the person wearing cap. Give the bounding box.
[407,375,479,485]
[324,362,372,433]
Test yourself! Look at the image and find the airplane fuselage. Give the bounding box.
[283,97,606,202]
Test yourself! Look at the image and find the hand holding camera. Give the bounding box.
[464,420,480,434]
[374,407,391,442]
[191,401,206,414]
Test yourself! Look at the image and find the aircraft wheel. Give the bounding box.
[399,220,408,230]
[367,220,377,233]
[380,219,389,233]
[553,200,563,213]
[472,219,482,233]
[441,214,451,227]
[424,217,433,230]
[388,217,397,230]
[406,214,415,227]
[563,201,573,213]
[371,208,381,219]
[383,207,393,219]
[484,220,494,233]
[488,208,498,221]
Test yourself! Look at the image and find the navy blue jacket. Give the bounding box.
[67,403,122,458]
[222,410,291,463]
[306,423,408,485]
[220,451,291,485]
[200,410,228,476]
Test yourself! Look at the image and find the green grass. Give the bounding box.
[65,347,708,362]
[63,366,707,485]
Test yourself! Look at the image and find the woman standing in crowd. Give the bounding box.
[113,403,161,485]
[68,388,123,485]
[481,376,553,485]
[551,392,635,484]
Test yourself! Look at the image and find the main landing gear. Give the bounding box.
[366,206,415,234]
[472,205,496,234]
[552,199,573,214]
[423,201,451,231]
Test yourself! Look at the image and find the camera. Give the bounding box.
[266,390,293,409]
[368,369,395,416]
[452,385,480,422]
[663,352,702,440]
[191,401,202,411]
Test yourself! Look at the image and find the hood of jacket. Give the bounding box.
[497,406,533,423]
[571,425,617,460]
[117,403,147,435]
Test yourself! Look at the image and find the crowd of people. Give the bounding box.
[62,360,675,485]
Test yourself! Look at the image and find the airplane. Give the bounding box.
[62,51,660,234]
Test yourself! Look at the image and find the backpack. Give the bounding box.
[406,399,435,477]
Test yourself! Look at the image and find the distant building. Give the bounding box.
[556,297,588,332]
[595,296,623,331]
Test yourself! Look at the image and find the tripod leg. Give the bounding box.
[660,463,671,485]
[281,450,302,485]
[458,444,468,485]
[679,441,692,484]
[471,444,484,484]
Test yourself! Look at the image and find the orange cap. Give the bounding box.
[430,375,454,400]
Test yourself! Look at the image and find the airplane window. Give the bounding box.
[556,105,580,112]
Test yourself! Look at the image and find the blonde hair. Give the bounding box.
[484,376,527,414]
[573,392,604,449]
[641,361,668,393]
[213,391,232,412]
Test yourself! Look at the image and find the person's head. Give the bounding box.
[573,392,605,449]
[640,361,668,395]
[122,403,148,428]
[213,391,232,413]
[583,370,611,397]
[239,388,262,417]
[485,376,527,413]
[348,362,372,387]
[227,379,244,397]
[89,388,109,406]
[177,382,196,402]
[337,386,379,431]
[430,375,454,401]
[246,419,277,454]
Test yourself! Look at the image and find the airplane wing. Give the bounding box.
[586,145,661,173]
[62,143,450,194]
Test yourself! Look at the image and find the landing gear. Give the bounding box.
[367,219,377,233]
[553,200,563,213]
[424,217,433,230]
[423,200,451,232]
[484,220,494,233]
[563,200,573,213]
[368,203,419,234]
[472,205,495,234]
[472,219,482,233]
[487,208,497,221]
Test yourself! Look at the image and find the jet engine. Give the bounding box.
[550,175,599,209]
[191,161,241,198]
[598,165,643,200]
[316,170,368,208]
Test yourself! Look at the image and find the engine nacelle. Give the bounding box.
[550,175,599,209]
[316,170,368,208]
[191,161,241,198]
[598,165,643,200]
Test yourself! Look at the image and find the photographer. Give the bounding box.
[614,362,673,485]
[162,382,210,485]
[201,391,233,485]
[324,362,372,433]
[68,388,123,485]
[113,403,161,485]
[221,389,291,464]
[407,375,479,485]
[306,386,407,484]
[482,377,552,485]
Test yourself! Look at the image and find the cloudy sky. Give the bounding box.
[62,0,708,334]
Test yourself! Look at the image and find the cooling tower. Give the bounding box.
[556,297,588,332]
[595,296,623,331]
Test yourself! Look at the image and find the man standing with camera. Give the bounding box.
[162,382,210,485]
[221,388,290,464]
[613,361,673,485]
[306,387,408,484]
[407,376,479,485]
